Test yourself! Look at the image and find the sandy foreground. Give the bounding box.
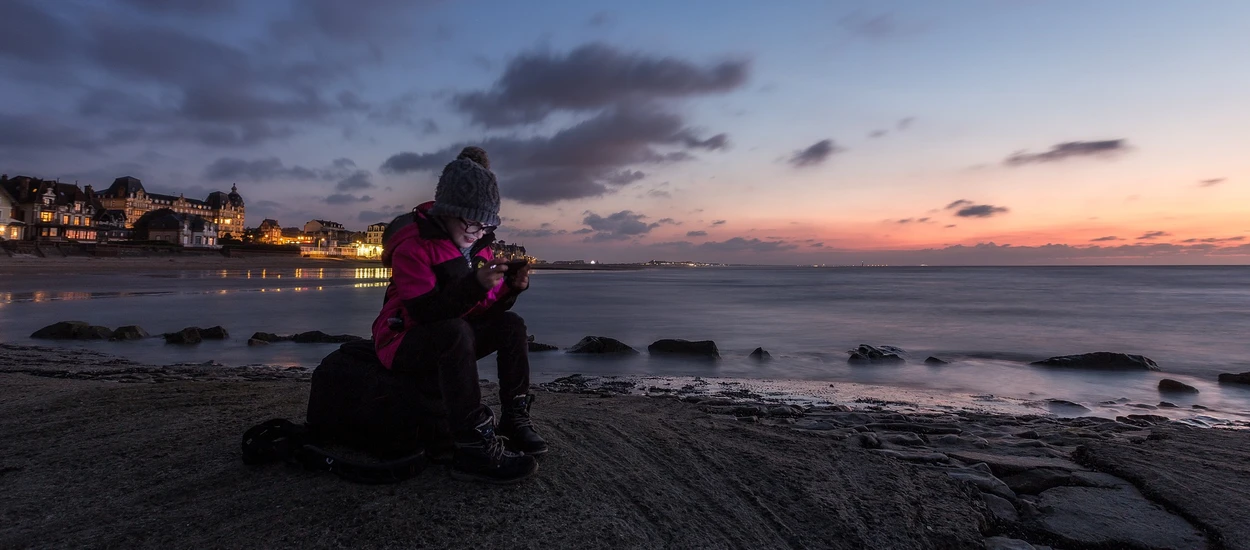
[2,344,1249,549]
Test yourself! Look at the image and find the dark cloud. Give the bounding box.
[657,218,680,225]
[118,0,238,16]
[381,106,728,204]
[789,139,841,167]
[868,130,888,139]
[204,157,354,182]
[325,193,373,205]
[1136,231,1171,240]
[0,1,77,63]
[0,114,117,151]
[571,228,594,235]
[357,204,410,223]
[896,218,914,224]
[587,12,614,27]
[1004,140,1129,166]
[582,210,660,241]
[505,228,568,239]
[896,117,915,131]
[1090,236,1121,242]
[953,204,1009,218]
[839,13,901,38]
[711,220,727,226]
[453,43,750,127]
[698,237,797,253]
[1182,236,1245,243]
[1199,178,1226,187]
[336,171,374,191]
[686,230,708,237]
[945,199,974,210]
[944,224,956,229]
[810,242,824,248]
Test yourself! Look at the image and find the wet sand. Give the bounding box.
[1,344,1247,549]
[0,255,381,276]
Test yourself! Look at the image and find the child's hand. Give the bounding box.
[476,263,507,289]
[508,264,531,291]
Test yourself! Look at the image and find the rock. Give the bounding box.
[1001,468,1075,495]
[110,325,149,341]
[528,341,559,352]
[1045,399,1090,413]
[1217,372,1250,385]
[1027,486,1206,549]
[1158,401,1178,408]
[1124,414,1168,424]
[1158,378,1199,394]
[201,326,229,340]
[847,344,905,364]
[647,339,719,359]
[164,327,202,345]
[567,336,638,355]
[881,433,927,446]
[247,338,268,346]
[983,537,1038,550]
[30,321,113,340]
[946,451,1081,477]
[873,449,949,464]
[1030,352,1160,371]
[291,331,364,343]
[924,356,949,365]
[866,422,962,435]
[982,493,1019,523]
[748,347,771,361]
[1191,404,1210,410]
[249,332,289,343]
[856,433,881,449]
[948,469,1016,501]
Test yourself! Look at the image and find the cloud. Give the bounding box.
[1004,140,1129,166]
[1136,231,1171,240]
[1181,236,1245,243]
[810,242,824,248]
[839,13,901,39]
[953,204,1009,218]
[698,237,797,253]
[357,204,410,223]
[582,210,660,240]
[204,157,354,182]
[452,43,750,127]
[686,230,708,237]
[571,228,593,235]
[505,228,568,238]
[118,0,237,16]
[896,117,915,131]
[657,218,680,225]
[381,106,729,204]
[868,130,888,139]
[1199,178,1226,187]
[1090,236,1121,242]
[711,220,727,226]
[586,12,613,27]
[789,139,842,167]
[335,170,374,191]
[325,193,373,204]
[945,200,974,210]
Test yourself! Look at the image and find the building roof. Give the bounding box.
[105,176,146,198]
[258,219,280,230]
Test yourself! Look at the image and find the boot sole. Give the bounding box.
[449,461,539,485]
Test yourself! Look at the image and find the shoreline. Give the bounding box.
[0,254,383,276]
[2,343,1249,548]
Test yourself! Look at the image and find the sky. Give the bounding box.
[2,0,1248,265]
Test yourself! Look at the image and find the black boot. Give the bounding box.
[450,411,538,484]
[498,394,549,456]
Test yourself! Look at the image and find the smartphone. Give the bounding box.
[500,259,528,278]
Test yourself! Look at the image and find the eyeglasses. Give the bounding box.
[459,218,497,234]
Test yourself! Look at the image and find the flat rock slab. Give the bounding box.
[1076,426,1250,550]
[1028,485,1206,549]
[946,451,1081,476]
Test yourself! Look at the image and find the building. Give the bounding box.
[0,181,22,240]
[135,209,219,248]
[365,222,387,245]
[303,219,348,244]
[96,176,245,238]
[493,240,530,262]
[0,175,99,242]
[258,219,282,243]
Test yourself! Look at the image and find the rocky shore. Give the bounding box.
[2,343,1247,549]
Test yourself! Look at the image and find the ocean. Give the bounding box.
[4,265,1250,420]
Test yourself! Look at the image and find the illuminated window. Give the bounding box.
[40,211,53,222]
[62,215,70,225]
[50,228,58,236]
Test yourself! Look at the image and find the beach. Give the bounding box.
[0,255,381,276]
[3,343,1248,549]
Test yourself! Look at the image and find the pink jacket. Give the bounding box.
[371,202,514,369]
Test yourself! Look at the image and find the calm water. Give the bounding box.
[3,265,1250,416]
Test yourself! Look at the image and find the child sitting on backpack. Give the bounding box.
[370,146,545,484]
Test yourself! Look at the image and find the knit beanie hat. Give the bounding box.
[427,146,501,227]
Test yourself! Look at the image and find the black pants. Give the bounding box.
[392,311,531,435]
